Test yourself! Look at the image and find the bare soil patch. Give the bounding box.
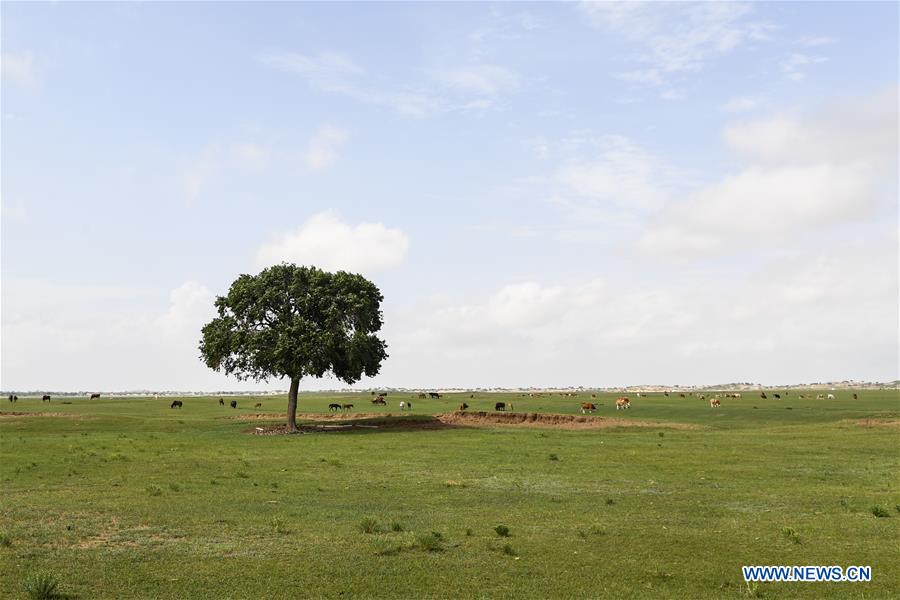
[851,418,900,429]
[247,416,456,435]
[243,411,699,434]
[436,411,701,430]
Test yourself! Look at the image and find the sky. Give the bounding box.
[1,1,898,392]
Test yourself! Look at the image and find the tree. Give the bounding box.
[199,264,388,432]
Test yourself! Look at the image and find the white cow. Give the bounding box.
[827,393,835,399]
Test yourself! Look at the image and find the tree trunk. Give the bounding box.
[287,376,300,433]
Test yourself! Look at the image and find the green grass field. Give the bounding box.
[1,390,898,599]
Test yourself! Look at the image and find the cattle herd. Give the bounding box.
[5,390,854,417]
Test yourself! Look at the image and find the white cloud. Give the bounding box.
[639,163,880,256]
[797,35,838,47]
[557,135,690,212]
[255,212,409,274]
[258,51,362,93]
[1,51,36,90]
[581,2,772,78]
[1,280,223,391]
[434,64,520,96]
[639,87,898,257]
[383,234,897,387]
[304,126,348,169]
[721,95,765,113]
[260,51,440,117]
[779,53,828,81]
[724,87,897,166]
[616,69,664,86]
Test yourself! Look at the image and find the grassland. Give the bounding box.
[1,390,898,599]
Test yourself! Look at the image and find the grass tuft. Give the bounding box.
[501,543,517,556]
[0,532,11,547]
[548,453,559,461]
[494,525,510,537]
[145,485,162,497]
[781,526,801,544]
[416,531,445,552]
[871,505,890,518]
[390,521,403,532]
[23,571,59,600]
[358,517,380,534]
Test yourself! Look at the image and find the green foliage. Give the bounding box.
[390,521,403,532]
[494,525,510,537]
[23,571,59,600]
[358,517,380,534]
[871,505,890,518]
[416,532,445,552]
[199,264,388,385]
[501,543,517,556]
[0,532,11,547]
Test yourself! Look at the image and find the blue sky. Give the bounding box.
[2,2,897,391]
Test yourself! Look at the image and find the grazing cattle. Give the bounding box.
[417,393,426,399]
[679,393,685,398]
[42,395,51,402]
[827,393,835,399]
[773,393,781,399]
[470,394,474,399]
[615,397,630,410]
[853,393,858,400]
[699,395,706,401]
[581,402,596,414]
[7,394,12,402]
[328,403,341,411]
[428,392,442,399]
[371,398,386,405]
[230,400,237,409]
[815,394,824,400]
[495,402,506,411]
[170,400,183,409]
[399,401,412,411]
[458,403,469,411]
[709,398,721,408]
[342,403,354,411]
[664,391,669,397]
[591,393,597,399]
[219,398,225,406]
[90,393,101,400]
[760,392,768,399]
[13,395,17,402]
[254,403,262,409]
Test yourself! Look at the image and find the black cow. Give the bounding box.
[8,394,13,403]
[429,392,441,399]
[90,393,101,400]
[42,395,51,402]
[458,403,469,411]
[760,392,768,399]
[171,400,183,409]
[371,398,386,405]
[328,403,341,411]
[229,400,237,409]
[853,393,858,400]
[773,393,781,399]
[219,398,225,406]
[495,402,506,411]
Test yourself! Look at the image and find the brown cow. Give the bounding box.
[254,403,262,409]
[580,402,596,414]
[458,403,469,411]
[709,398,721,408]
[615,397,630,410]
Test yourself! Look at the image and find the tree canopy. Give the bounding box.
[199,263,388,431]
